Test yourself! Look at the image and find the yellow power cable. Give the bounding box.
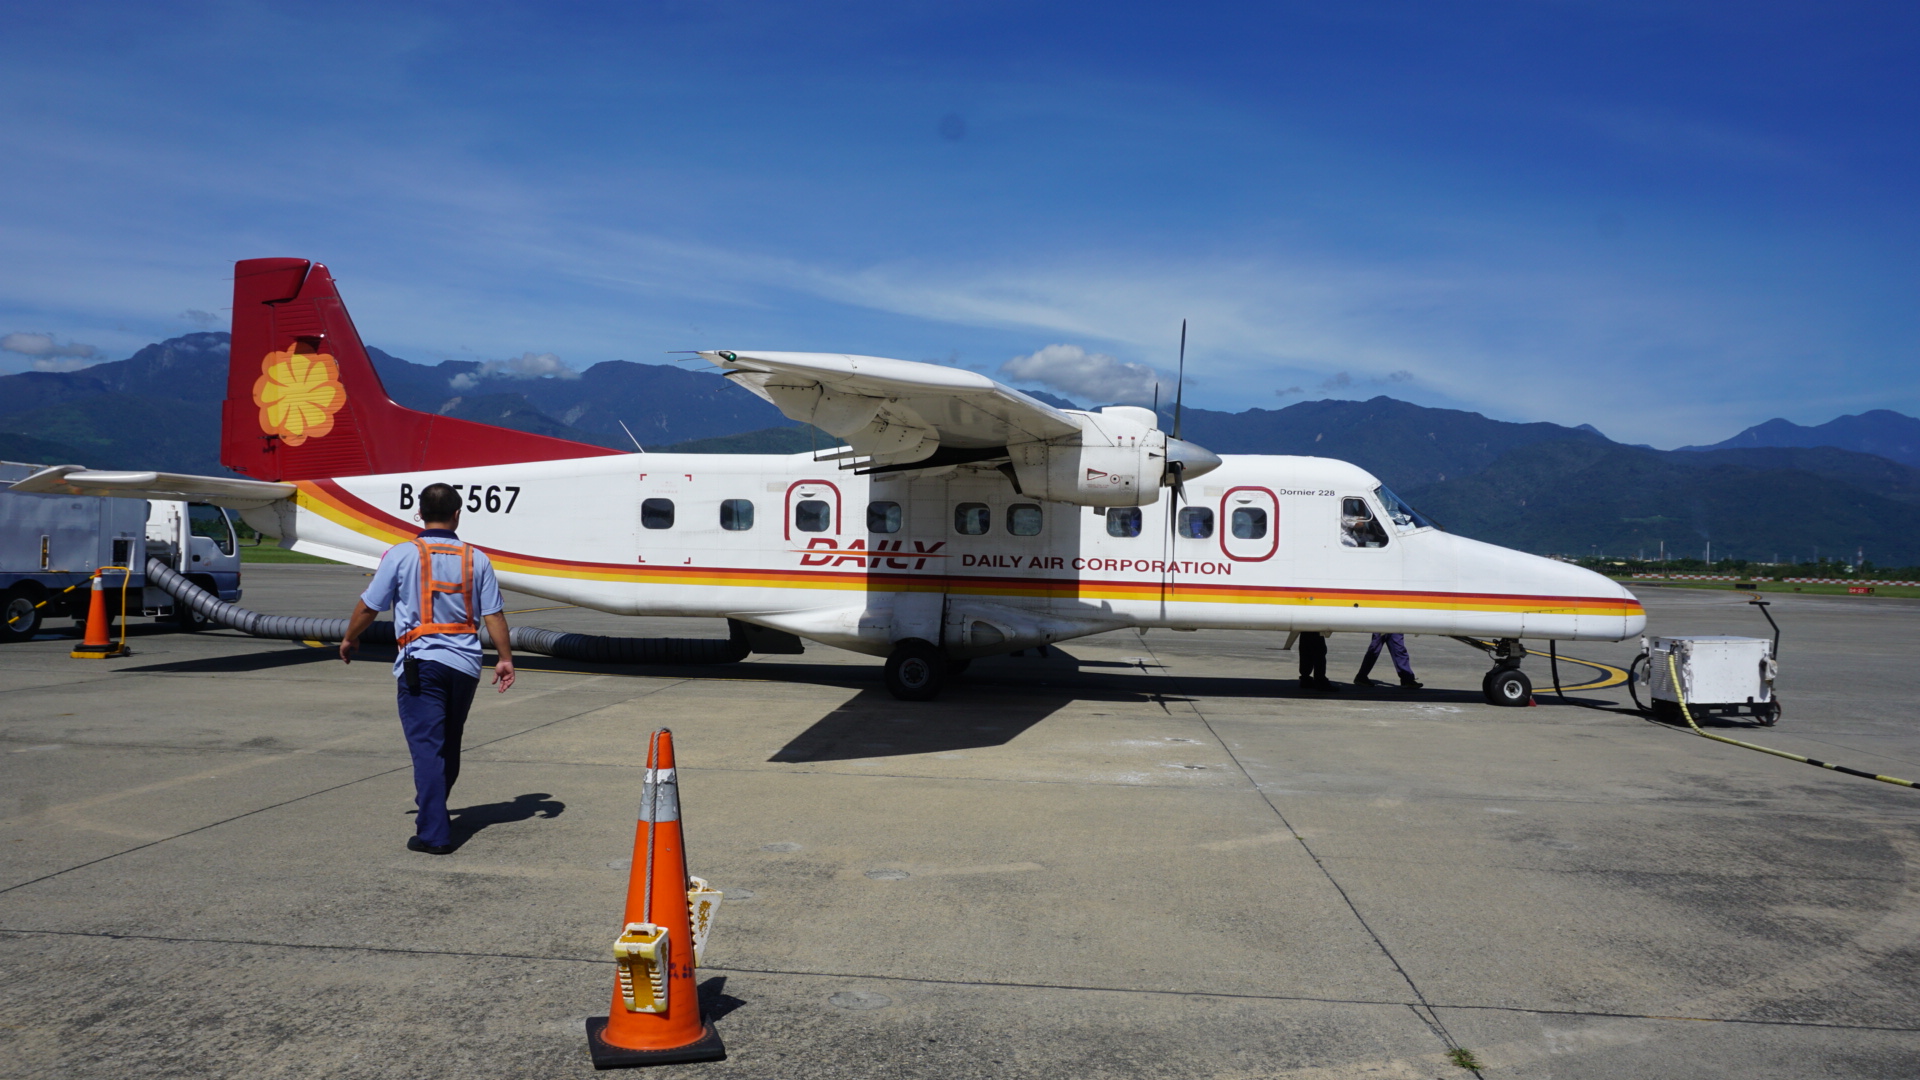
[1664,652,1916,790]
[97,566,133,652]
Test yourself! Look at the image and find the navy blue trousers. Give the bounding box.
[397,659,479,848]
[1357,633,1416,678]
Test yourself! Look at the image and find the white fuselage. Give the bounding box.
[255,450,1645,656]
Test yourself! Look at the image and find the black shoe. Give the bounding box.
[407,836,455,855]
[1354,675,1377,687]
[1299,677,1315,691]
[1312,678,1344,692]
[1399,678,1423,690]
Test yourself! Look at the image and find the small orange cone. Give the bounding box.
[586,729,726,1069]
[70,571,129,659]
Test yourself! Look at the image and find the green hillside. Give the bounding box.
[6,331,1919,566]
[1404,440,1920,565]
[657,426,835,454]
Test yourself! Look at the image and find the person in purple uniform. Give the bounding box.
[340,483,516,854]
[1354,633,1421,689]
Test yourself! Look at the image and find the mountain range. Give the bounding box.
[3,332,1917,565]
[1681,410,1920,469]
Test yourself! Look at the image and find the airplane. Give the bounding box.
[11,257,1646,701]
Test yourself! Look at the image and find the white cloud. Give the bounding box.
[179,309,220,328]
[448,351,577,390]
[31,356,99,372]
[2,331,101,361]
[999,344,1167,405]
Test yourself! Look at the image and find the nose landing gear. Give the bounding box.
[1459,637,1534,707]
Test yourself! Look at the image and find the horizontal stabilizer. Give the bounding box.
[9,465,295,509]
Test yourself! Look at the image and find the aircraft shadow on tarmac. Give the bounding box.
[120,635,1630,721]
[123,643,361,674]
[767,685,1087,761]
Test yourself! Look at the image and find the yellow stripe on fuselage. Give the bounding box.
[295,480,1641,620]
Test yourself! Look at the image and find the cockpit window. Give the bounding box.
[1373,485,1436,531]
[1341,497,1390,548]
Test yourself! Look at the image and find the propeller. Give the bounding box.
[1166,321,1188,540]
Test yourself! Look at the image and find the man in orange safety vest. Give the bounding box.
[340,482,515,854]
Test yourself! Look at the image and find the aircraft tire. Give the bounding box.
[885,641,948,701]
[1485,667,1532,707]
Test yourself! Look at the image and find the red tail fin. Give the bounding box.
[222,258,622,480]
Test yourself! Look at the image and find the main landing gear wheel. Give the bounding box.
[1484,667,1532,707]
[885,641,949,701]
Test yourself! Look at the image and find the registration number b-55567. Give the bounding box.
[399,483,521,514]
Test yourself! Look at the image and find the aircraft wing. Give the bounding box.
[9,465,295,509]
[698,350,1084,468]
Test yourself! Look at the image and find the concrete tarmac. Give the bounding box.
[2,565,1918,1078]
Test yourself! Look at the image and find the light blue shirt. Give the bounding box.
[360,530,504,679]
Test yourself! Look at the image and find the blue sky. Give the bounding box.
[1,1,1914,445]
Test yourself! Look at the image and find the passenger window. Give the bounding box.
[642,498,675,530]
[720,499,754,531]
[1231,507,1267,540]
[954,503,990,535]
[1340,497,1390,548]
[1007,504,1042,536]
[1107,507,1143,538]
[1177,506,1213,539]
[188,503,234,555]
[795,499,831,533]
[868,501,901,533]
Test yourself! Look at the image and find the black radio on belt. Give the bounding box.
[404,655,422,694]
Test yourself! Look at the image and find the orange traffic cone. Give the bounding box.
[70,570,128,659]
[586,729,726,1069]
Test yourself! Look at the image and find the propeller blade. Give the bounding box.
[1173,319,1186,442]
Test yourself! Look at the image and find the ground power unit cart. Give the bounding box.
[1631,634,1780,726]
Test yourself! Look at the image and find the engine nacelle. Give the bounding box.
[1006,407,1164,507]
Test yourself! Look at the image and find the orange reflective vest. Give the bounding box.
[395,538,478,648]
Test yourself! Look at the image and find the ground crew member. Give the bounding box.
[339,483,514,854]
[1354,632,1422,689]
[1298,630,1339,692]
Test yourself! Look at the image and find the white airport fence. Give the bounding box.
[1627,573,1919,587]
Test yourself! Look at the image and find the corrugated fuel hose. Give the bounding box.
[146,558,751,665]
[1664,652,1915,790]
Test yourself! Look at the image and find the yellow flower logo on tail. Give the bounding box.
[253,350,348,446]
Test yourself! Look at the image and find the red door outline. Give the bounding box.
[1219,486,1280,562]
[785,479,844,541]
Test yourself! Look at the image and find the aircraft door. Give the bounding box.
[785,479,843,558]
[1219,487,1279,562]
[891,476,949,644]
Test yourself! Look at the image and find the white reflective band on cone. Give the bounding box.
[640,767,680,822]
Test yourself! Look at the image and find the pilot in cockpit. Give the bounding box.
[1341,498,1389,548]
